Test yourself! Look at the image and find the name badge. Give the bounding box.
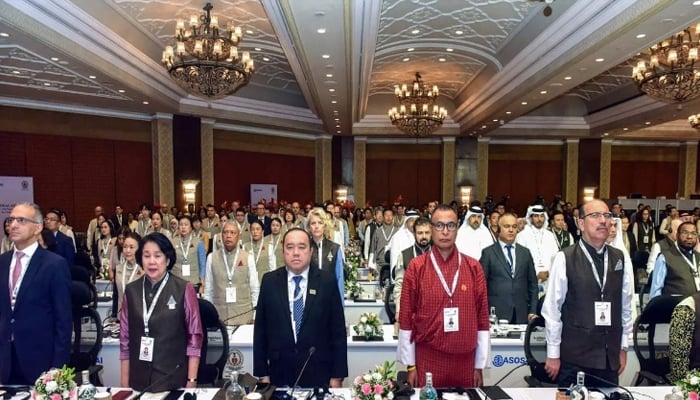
[594,301,612,326]
[139,336,154,362]
[181,262,191,277]
[643,236,649,244]
[226,286,237,303]
[443,307,459,332]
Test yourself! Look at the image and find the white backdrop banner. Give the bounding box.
[0,176,34,240]
[250,184,277,205]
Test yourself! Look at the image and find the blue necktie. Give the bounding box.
[292,276,304,335]
[505,244,514,276]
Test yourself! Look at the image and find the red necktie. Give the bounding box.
[10,251,24,296]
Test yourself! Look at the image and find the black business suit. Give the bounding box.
[253,266,348,387]
[248,215,272,236]
[479,241,538,324]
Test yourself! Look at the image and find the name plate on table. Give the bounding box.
[351,335,384,341]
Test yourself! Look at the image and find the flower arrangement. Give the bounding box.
[677,369,700,398]
[353,312,384,340]
[351,361,396,400]
[344,240,363,299]
[32,366,77,400]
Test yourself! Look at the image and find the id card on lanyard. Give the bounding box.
[430,251,461,333]
[579,241,611,327]
[140,273,170,362]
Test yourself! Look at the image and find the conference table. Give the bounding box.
[97,323,646,389]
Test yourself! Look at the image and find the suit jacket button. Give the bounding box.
[10,318,15,323]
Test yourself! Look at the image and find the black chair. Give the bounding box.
[197,298,230,386]
[69,280,103,385]
[632,294,682,386]
[523,315,557,387]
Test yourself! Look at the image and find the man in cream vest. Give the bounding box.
[204,221,259,325]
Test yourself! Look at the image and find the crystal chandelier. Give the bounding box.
[388,72,447,136]
[632,23,700,103]
[161,3,255,100]
[689,114,700,129]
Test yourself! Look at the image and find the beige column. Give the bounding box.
[477,138,490,201]
[200,118,215,206]
[679,141,698,197]
[151,113,174,207]
[315,135,332,203]
[599,139,612,199]
[564,139,579,203]
[441,137,456,203]
[353,137,367,208]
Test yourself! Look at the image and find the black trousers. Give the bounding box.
[556,360,619,388]
[8,342,32,385]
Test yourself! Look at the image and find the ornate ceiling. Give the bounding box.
[0,0,699,140]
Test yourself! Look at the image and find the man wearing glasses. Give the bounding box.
[0,203,72,384]
[397,204,489,388]
[648,221,700,299]
[542,199,633,387]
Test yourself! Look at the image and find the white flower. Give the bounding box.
[360,316,367,323]
[372,373,382,381]
[387,392,394,399]
[365,326,373,333]
[374,394,382,400]
[690,375,700,386]
[45,381,58,393]
[363,374,372,382]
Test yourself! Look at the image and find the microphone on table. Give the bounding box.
[222,306,256,324]
[287,347,316,399]
[480,362,526,400]
[579,371,635,400]
[132,364,181,400]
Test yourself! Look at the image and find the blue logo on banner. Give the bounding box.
[492,355,526,367]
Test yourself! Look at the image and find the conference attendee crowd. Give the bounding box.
[2,196,700,390]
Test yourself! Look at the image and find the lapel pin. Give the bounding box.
[309,289,317,295]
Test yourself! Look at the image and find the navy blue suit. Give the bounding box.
[0,246,73,384]
[53,231,75,267]
[253,266,347,387]
[248,215,272,236]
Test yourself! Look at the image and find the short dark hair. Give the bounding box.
[413,217,431,233]
[282,227,311,246]
[678,221,696,235]
[137,232,176,270]
[250,220,264,231]
[432,204,457,219]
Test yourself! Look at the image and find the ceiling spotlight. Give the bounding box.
[317,28,326,34]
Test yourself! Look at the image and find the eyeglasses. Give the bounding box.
[679,230,699,237]
[431,221,458,231]
[581,212,613,220]
[44,218,59,223]
[7,216,41,225]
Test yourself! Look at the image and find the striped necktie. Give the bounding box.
[505,245,514,276]
[292,276,304,335]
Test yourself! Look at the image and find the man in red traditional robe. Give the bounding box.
[397,204,490,388]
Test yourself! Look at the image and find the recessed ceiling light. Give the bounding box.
[89,75,96,79]
[403,57,410,62]
[0,32,9,37]
[43,82,50,86]
[118,89,126,93]
[407,48,414,52]
[446,48,454,52]
[492,119,498,122]
[331,100,337,104]
[645,121,651,125]
[521,101,528,105]
[329,88,335,92]
[595,58,604,62]
[455,30,463,35]
[481,125,487,129]
[254,47,261,51]
[411,29,420,34]
[12,70,19,74]
[317,28,326,34]
[540,90,547,94]
[50,57,59,61]
[142,101,149,105]
[246,30,254,35]
[337,130,341,133]
[506,111,512,115]
[602,132,609,136]
[335,124,340,128]
[326,73,333,78]
[262,57,269,61]
[694,0,700,5]
[322,54,330,59]
[564,76,572,80]
[636,33,646,39]
[438,58,446,62]
[623,127,629,131]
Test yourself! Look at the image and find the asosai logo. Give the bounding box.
[492,354,526,367]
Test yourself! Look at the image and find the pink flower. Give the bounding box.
[50,394,62,400]
[43,374,53,383]
[689,392,698,400]
[354,376,361,385]
[353,397,360,400]
[373,385,384,394]
[387,381,393,389]
[361,383,372,395]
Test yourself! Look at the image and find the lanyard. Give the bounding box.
[121,261,140,295]
[412,244,430,258]
[578,241,609,298]
[222,247,240,283]
[100,238,111,257]
[270,234,281,253]
[317,240,323,268]
[381,225,395,241]
[251,240,263,265]
[429,250,461,304]
[179,234,192,260]
[141,272,170,336]
[674,243,698,274]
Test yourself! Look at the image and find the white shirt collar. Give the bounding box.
[15,241,39,258]
[287,266,310,283]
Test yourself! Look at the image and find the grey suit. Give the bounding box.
[479,241,538,324]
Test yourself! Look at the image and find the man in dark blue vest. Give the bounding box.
[542,199,633,387]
